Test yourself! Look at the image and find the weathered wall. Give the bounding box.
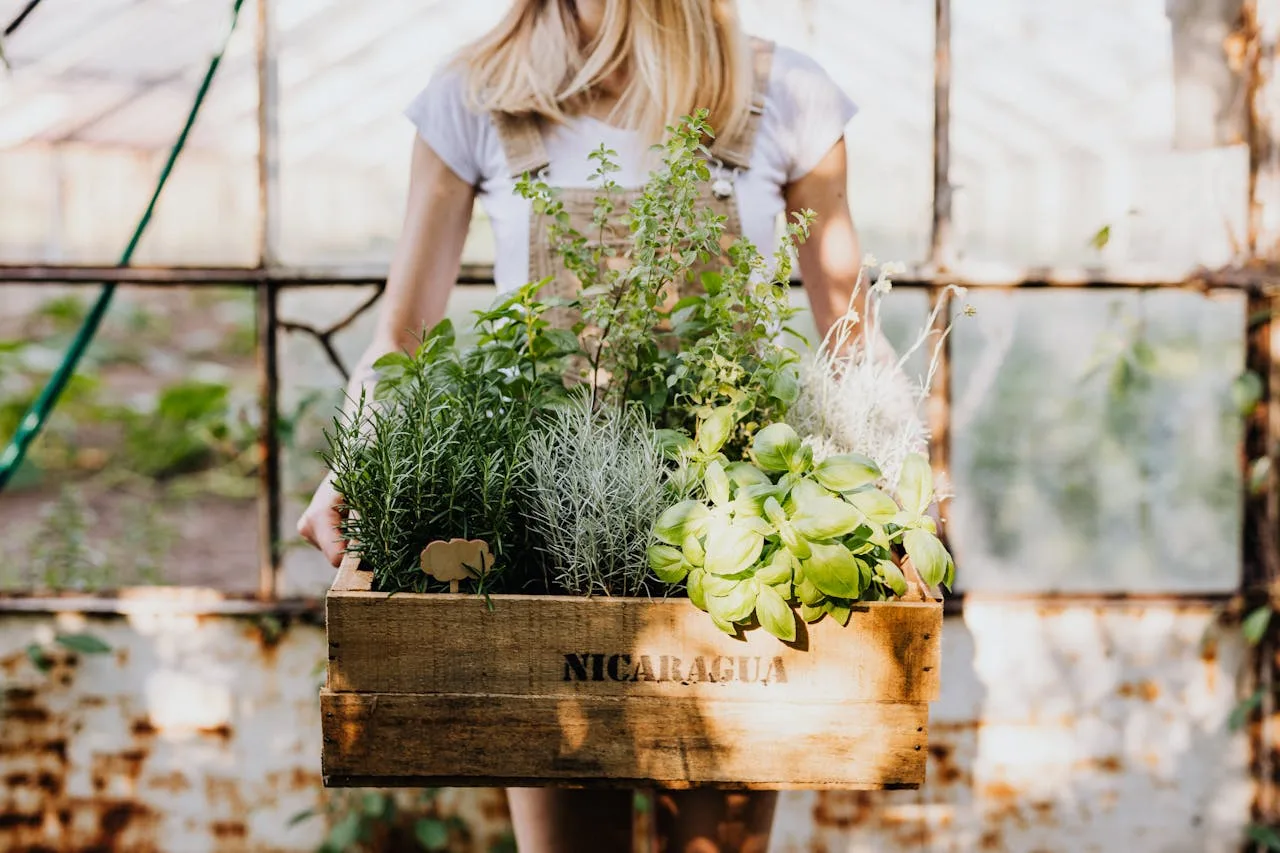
[0,608,510,853]
[773,602,1251,852]
[0,602,1250,852]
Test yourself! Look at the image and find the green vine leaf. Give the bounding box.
[415,818,451,851]
[54,633,111,655]
[1247,823,1280,851]
[1243,606,1273,646]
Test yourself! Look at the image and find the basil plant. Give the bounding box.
[648,409,954,641]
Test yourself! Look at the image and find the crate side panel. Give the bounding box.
[321,690,928,789]
[326,595,941,702]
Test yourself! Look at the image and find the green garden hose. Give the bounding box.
[0,0,247,490]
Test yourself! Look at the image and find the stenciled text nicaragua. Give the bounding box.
[562,653,787,685]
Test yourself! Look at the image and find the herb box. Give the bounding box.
[322,554,942,790]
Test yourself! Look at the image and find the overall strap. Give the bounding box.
[493,111,551,179]
[708,37,775,171]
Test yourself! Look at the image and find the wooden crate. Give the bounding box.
[322,555,942,790]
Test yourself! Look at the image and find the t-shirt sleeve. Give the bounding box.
[403,68,486,185]
[769,47,858,182]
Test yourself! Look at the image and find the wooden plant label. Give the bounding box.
[420,538,492,593]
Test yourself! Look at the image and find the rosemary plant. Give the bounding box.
[323,284,577,593]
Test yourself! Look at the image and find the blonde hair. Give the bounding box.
[454,0,752,144]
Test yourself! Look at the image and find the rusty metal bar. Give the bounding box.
[930,0,953,273]
[1248,0,1280,261]
[0,263,491,286]
[1242,0,1280,841]
[2,263,1274,291]
[0,588,1232,619]
[926,0,954,556]
[0,592,325,617]
[255,282,282,601]
[1244,291,1279,591]
[255,0,281,600]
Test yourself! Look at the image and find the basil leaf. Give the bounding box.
[725,461,773,488]
[802,541,863,599]
[687,568,708,611]
[705,460,732,507]
[812,453,882,492]
[647,545,689,583]
[897,453,934,518]
[755,584,797,641]
[751,423,801,472]
[755,550,794,585]
[902,529,952,588]
[846,487,901,524]
[704,517,765,576]
[654,500,711,546]
[698,407,737,455]
[790,495,863,541]
[876,559,909,597]
[707,580,758,623]
[824,599,853,627]
[799,602,827,623]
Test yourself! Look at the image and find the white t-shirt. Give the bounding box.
[405,44,857,292]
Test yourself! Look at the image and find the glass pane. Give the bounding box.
[738,0,935,265]
[278,283,497,596]
[275,0,507,265]
[949,289,1244,593]
[951,0,1248,274]
[0,284,260,591]
[0,0,259,265]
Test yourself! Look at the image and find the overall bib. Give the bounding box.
[492,39,775,328]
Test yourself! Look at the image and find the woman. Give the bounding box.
[298,1,863,849]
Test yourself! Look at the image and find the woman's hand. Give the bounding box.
[296,135,477,569]
[297,473,347,567]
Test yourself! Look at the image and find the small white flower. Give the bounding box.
[862,253,879,268]
[880,261,907,277]
[871,277,893,295]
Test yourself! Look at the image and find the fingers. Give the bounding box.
[297,495,347,568]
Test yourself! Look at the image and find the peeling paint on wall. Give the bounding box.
[0,603,1253,852]
[771,604,1252,852]
[0,612,511,853]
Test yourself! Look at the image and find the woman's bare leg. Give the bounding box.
[506,788,635,853]
[654,790,778,853]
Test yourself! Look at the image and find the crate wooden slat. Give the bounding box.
[324,554,942,790]
[322,692,929,790]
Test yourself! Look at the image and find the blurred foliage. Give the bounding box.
[0,290,322,589]
[290,789,514,853]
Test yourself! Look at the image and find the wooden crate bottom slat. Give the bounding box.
[321,690,929,790]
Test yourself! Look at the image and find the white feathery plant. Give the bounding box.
[790,259,971,487]
[526,398,675,597]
